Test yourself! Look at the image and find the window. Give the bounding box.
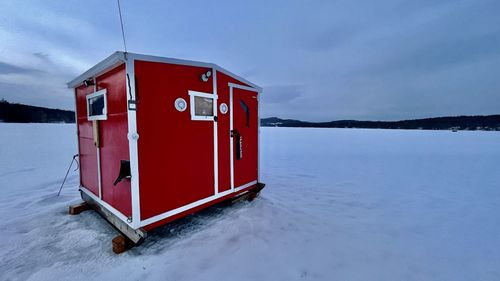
[194,96,213,116]
[239,99,250,127]
[189,90,216,121]
[86,89,107,121]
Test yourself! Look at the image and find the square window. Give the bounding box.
[89,95,105,116]
[194,96,213,116]
[188,90,216,121]
[86,89,107,121]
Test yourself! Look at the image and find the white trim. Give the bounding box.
[188,90,217,121]
[228,82,261,93]
[138,180,257,227]
[213,68,218,195]
[229,86,235,190]
[188,90,215,99]
[234,180,258,192]
[80,186,132,226]
[67,52,262,92]
[258,89,261,184]
[126,58,142,228]
[127,53,262,91]
[229,83,261,191]
[86,89,108,121]
[67,52,126,88]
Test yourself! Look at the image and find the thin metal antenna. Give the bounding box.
[117,0,127,53]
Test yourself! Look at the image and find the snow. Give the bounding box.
[1,124,500,280]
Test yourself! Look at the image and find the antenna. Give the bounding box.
[116,0,128,54]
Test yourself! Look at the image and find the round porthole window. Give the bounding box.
[174,98,187,112]
[219,103,228,114]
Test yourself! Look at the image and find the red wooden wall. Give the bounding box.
[75,64,131,217]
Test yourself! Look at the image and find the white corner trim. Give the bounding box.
[80,186,132,226]
[229,86,234,190]
[213,68,219,196]
[126,58,142,229]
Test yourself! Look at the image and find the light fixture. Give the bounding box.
[83,78,95,87]
[200,70,212,82]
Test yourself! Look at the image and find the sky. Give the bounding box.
[0,0,499,121]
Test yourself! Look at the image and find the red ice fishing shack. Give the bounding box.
[67,51,264,245]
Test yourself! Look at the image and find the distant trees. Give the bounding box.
[0,100,75,123]
[261,116,500,131]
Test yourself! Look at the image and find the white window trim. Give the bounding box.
[188,90,217,121]
[86,89,108,121]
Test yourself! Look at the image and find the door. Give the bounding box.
[230,85,259,190]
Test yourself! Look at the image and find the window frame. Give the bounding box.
[188,90,217,121]
[86,89,108,121]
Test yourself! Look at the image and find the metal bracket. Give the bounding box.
[128,100,136,111]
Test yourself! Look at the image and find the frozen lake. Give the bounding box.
[1,124,500,280]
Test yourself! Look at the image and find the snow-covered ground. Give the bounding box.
[1,124,500,281]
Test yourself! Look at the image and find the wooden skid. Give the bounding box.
[69,202,90,215]
[80,190,147,244]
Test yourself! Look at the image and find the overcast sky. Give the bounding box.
[0,0,499,121]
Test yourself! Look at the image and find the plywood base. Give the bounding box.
[69,202,90,215]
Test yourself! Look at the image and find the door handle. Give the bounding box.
[232,130,243,160]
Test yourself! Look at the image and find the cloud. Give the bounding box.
[0,62,41,75]
[262,85,303,104]
[1,0,500,119]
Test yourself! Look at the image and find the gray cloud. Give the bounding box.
[0,62,41,74]
[1,0,499,120]
[262,85,303,104]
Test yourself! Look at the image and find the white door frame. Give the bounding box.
[228,82,260,191]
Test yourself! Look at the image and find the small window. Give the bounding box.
[189,90,217,121]
[194,96,213,116]
[86,89,107,121]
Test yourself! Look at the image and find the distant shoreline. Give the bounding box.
[261,116,500,131]
[2,99,499,131]
[0,100,74,123]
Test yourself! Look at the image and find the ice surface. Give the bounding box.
[1,124,500,280]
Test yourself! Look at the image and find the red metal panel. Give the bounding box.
[96,64,131,217]
[233,87,259,188]
[75,85,99,196]
[135,60,215,221]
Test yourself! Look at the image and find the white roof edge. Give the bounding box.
[67,51,126,88]
[67,51,262,92]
